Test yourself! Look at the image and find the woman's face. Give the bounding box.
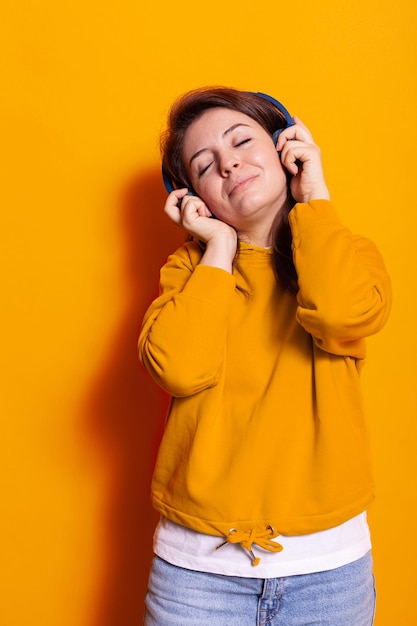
[182,107,288,236]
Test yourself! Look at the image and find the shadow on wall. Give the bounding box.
[84,168,185,626]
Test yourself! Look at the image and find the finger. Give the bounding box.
[183,196,213,218]
[276,121,314,152]
[292,116,310,131]
[165,188,189,209]
[164,188,189,223]
[280,140,320,171]
[279,140,308,175]
[181,194,213,221]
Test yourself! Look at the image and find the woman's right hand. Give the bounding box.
[164,189,234,241]
[164,189,238,272]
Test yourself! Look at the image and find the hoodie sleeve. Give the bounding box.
[289,200,392,359]
[138,242,236,397]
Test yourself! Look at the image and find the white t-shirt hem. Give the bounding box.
[153,512,372,579]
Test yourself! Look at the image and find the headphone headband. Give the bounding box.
[162,91,294,194]
[250,92,294,127]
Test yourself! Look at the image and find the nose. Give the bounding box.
[219,150,240,176]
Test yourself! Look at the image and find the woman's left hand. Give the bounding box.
[276,117,331,203]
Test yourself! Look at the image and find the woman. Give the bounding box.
[138,87,391,625]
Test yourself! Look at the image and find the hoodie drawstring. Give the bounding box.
[215,526,283,566]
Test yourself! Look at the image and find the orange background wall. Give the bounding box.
[1,1,416,624]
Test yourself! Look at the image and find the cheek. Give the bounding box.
[195,180,224,209]
[199,193,229,222]
[269,157,288,187]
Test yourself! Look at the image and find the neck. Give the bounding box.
[236,193,293,247]
[238,228,273,247]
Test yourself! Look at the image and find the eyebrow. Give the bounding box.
[188,123,251,166]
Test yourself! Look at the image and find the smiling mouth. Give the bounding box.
[229,176,258,196]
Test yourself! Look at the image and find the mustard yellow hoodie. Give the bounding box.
[138,200,391,550]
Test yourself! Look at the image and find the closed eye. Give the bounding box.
[198,162,213,177]
[235,138,251,146]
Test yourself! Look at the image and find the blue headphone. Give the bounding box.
[162,91,294,194]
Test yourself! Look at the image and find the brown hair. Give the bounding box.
[160,87,298,294]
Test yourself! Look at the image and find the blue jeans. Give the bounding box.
[144,552,376,625]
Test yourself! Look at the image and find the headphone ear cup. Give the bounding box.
[162,166,175,194]
[272,128,284,146]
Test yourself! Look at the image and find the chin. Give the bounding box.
[237,193,281,215]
